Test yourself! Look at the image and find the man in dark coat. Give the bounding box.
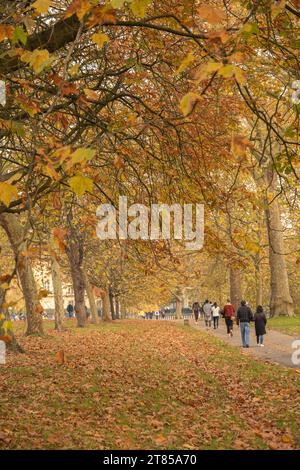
[236,300,253,348]
[192,301,201,323]
[66,303,74,318]
[254,305,267,346]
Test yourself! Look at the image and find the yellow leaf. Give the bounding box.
[69,175,94,197]
[218,64,235,78]
[176,52,195,75]
[32,0,51,14]
[0,182,18,207]
[2,320,13,333]
[71,147,96,165]
[0,283,10,290]
[234,67,247,85]
[195,62,222,82]
[52,146,71,163]
[244,240,260,254]
[69,63,80,76]
[130,0,151,17]
[43,164,60,181]
[179,92,201,117]
[92,32,109,49]
[21,49,54,74]
[198,5,226,25]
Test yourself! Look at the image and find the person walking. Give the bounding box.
[66,303,74,318]
[192,301,201,323]
[203,300,212,329]
[254,305,267,347]
[154,310,160,320]
[211,302,220,329]
[222,299,235,337]
[236,300,254,348]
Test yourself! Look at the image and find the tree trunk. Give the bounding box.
[50,252,65,332]
[102,289,111,321]
[230,268,242,312]
[175,288,183,319]
[0,286,24,352]
[264,169,294,316]
[120,301,127,319]
[109,287,115,320]
[115,298,120,319]
[66,229,86,328]
[254,211,263,308]
[0,213,44,335]
[82,269,98,324]
[254,252,263,307]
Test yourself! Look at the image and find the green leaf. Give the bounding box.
[69,175,94,197]
[2,320,13,333]
[241,23,259,36]
[12,26,27,45]
[10,121,25,137]
[110,0,125,7]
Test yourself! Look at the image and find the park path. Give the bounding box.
[177,318,299,369]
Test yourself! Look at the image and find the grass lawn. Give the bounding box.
[1,319,300,450]
[268,316,300,336]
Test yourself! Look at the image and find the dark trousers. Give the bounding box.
[213,316,219,329]
[225,317,233,334]
[193,311,199,322]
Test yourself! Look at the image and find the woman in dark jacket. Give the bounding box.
[254,305,267,347]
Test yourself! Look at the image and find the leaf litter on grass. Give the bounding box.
[1,320,299,449]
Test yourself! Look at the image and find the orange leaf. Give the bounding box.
[87,6,117,27]
[64,0,91,20]
[198,5,226,25]
[0,24,14,42]
[55,350,65,365]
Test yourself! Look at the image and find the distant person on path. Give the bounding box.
[66,303,74,318]
[203,300,212,329]
[192,301,201,323]
[254,305,267,347]
[211,302,220,329]
[161,309,166,320]
[222,299,235,337]
[237,300,254,348]
[155,310,160,320]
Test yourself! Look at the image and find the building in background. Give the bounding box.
[34,267,102,317]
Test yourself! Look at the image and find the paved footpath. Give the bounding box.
[182,318,300,369]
